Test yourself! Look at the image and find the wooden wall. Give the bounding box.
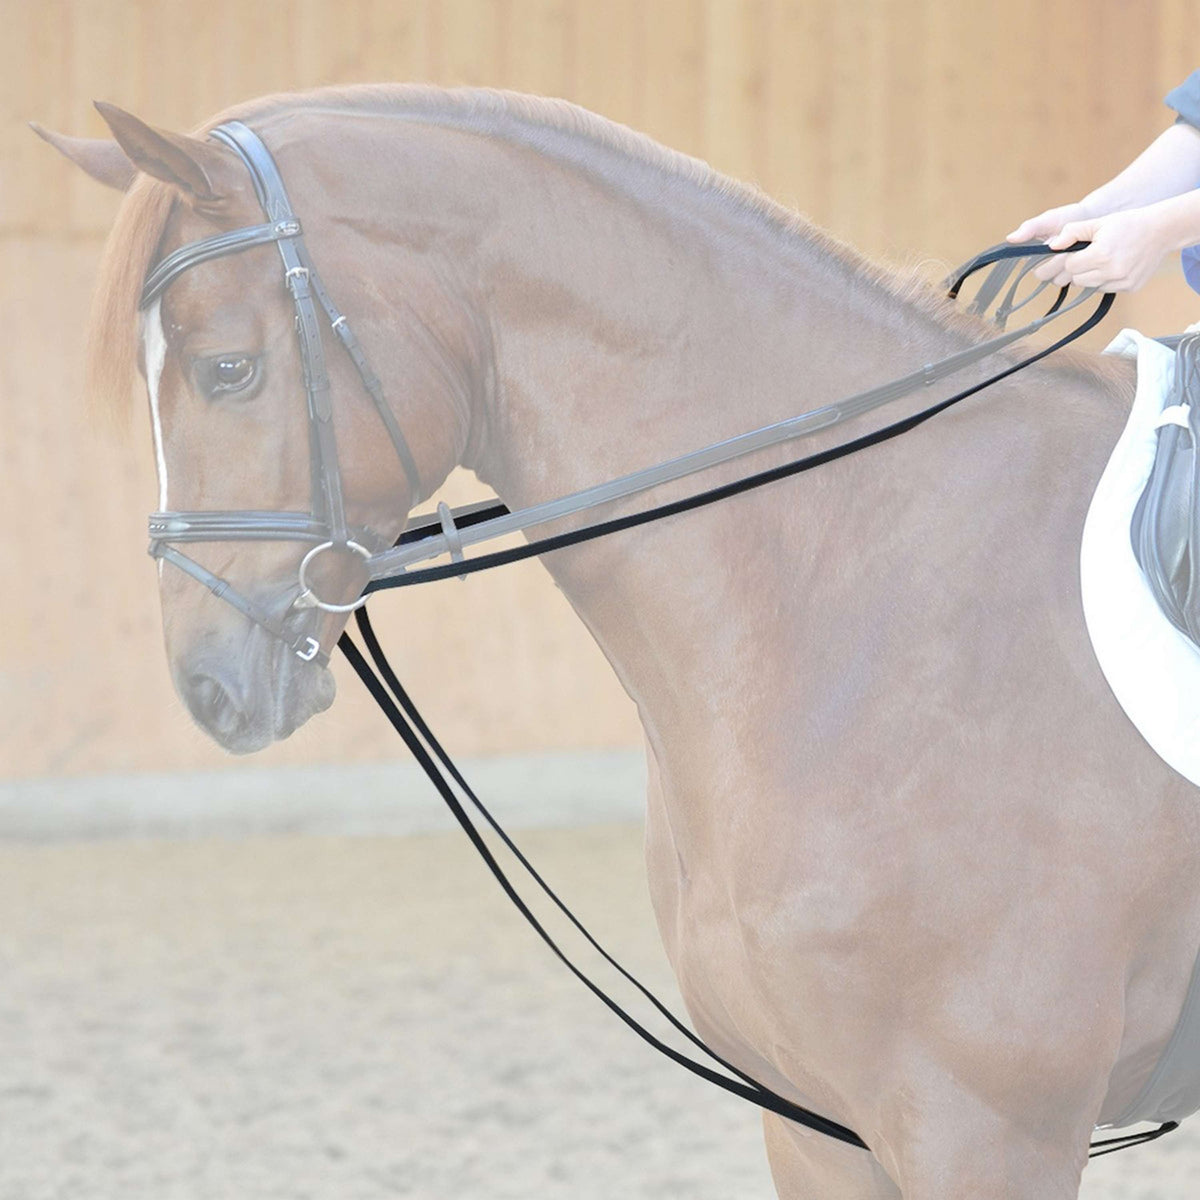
[4,0,1200,777]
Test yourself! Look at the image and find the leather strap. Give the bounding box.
[211,122,348,544]
[140,219,302,309]
[339,611,870,1148]
[148,510,331,543]
[152,543,327,665]
[303,254,425,500]
[369,248,1104,583]
[340,602,1175,1161]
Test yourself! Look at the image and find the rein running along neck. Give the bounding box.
[141,119,1175,1159]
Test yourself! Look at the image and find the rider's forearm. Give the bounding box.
[1083,123,1200,215]
[1140,187,1200,253]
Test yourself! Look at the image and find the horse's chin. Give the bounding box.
[216,665,337,754]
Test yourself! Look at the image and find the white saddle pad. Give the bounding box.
[1080,329,1200,788]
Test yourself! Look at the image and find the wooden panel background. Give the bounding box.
[3,0,1200,778]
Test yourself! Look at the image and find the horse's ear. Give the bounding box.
[91,101,238,211]
[29,122,136,192]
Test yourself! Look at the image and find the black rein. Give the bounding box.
[339,247,1178,1160]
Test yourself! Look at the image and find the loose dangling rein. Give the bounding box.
[339,252,1174,1161]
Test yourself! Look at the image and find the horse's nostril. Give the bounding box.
[189,672,225,714]
[183,668,247,739]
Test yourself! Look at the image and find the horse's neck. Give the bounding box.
[445,119,1092,743]
[311,100,1126,783]
[471,156,961,513]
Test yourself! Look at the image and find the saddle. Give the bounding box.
[1131,333,1200,646]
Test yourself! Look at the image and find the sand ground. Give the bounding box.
[2,823,1199,1199]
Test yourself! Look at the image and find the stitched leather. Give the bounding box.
[1131,333,1200,643]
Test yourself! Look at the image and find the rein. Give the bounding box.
[364,245,1105,588]
[341,264,1173,1160]
[140,119,1177,1160]
[346,260,1173,1161]
[340,614,1179,1161]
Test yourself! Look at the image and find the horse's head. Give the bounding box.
[40,105,488,752]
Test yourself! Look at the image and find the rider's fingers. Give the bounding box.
[1047,218,1099,250]
[1069,269,1113,290]
[1008,211,1060,242]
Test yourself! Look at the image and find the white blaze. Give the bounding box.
[143,298,169,512]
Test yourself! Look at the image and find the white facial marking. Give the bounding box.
[143,298,169,512]
[141,300,170,581]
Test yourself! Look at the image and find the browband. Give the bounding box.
[141,218,302,309]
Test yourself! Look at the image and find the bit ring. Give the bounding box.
[295,539,372,613]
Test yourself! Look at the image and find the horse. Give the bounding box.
[39,84,1200,1198]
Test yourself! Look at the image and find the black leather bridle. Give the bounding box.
[142,120,422,667]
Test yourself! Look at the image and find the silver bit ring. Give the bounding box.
[295,539,372,613]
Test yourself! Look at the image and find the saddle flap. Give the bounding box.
[1130,341,1200,640]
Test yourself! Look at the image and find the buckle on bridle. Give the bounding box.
[295,636,321,662]
[285,264,310,298]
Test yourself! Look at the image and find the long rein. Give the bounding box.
[340,244,1176,1159]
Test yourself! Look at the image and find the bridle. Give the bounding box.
[137,119,1175,1160]
[145,120,1112,669]
[142,120,423,667]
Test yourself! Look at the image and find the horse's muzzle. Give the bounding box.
[176,628,336,753]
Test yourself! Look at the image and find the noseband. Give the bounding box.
[142,120,423,667]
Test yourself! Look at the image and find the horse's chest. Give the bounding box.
[640,766,897,1081]
[642,784,795,1056]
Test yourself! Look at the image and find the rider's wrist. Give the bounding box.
[1149,190,1200,253]
[1080,188,1127,218]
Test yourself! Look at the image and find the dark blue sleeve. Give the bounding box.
[1166,70,1200,129]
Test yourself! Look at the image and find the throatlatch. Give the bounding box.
[139,116,1175,1159]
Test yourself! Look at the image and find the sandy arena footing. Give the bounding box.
[1,786,1198,1197]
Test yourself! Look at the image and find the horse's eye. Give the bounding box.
[215,356,254,389]
[195,353,260,398]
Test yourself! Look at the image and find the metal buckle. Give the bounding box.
[285,265,310,296]
[295,636,321,662]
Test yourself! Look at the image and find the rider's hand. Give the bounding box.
[1006,202,1095,245]
[1032,208,1171,292]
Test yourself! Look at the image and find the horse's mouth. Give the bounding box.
[175,637,338,753]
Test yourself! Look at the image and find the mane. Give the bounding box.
[86,170,175,421]
[87,84,1130,419]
